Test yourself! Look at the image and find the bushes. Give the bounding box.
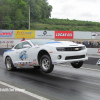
[30,18,100,31]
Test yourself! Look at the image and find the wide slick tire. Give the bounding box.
[40,55,54,73]
[5,56,16,71]
[71,61,83,69]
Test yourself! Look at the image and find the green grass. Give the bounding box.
[30,21,100,32]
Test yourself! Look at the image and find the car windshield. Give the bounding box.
[31,39,55,46]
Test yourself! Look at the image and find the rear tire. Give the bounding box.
[40,55,54,73]
[5,56,16,71]
[71,61,83,68]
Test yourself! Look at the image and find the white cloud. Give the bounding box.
[47,0,100,22]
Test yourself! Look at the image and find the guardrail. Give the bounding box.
[0,48,11,56]
[87,48,100,55]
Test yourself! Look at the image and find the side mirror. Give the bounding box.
[23,44,31,48]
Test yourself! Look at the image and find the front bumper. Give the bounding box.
[50,50,88,64]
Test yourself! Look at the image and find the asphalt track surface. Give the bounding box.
[0,48,100,100]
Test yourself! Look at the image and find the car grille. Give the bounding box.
[65,55,85,60]
[56,47,85,51]
[65,47,82,51]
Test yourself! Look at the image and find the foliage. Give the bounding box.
[0,0,52,29]
[31,19,100,32]
[0,0,100,32]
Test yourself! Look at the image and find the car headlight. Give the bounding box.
[82,46,86,50]
[56,47,65,51]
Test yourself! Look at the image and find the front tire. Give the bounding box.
[5,56,16,71]
[71,61,83,68]
[40,55,54,73]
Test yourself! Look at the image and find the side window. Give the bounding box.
[14,43,23,49]
[22,41,32,48]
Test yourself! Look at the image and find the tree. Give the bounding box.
[10,0,29,29]
[3,16,14,29]
[0,0,53,29]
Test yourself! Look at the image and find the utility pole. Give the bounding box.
[29,5,30,30]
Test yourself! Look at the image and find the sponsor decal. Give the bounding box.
[19,64,21,66]
[0,30,13,37]
[43,31,47,35]
[97,33,100,36]
[0,41,14,44]
[1,41,5,44]
[15,30,35,38]
[96,59,100,65]
[97,49,100,53]
[14,62,25,66]
[14,63,17,66]
[32,59,37,64]
[55,31,73,39]
[21,63,25,66]
[92,32,100,39]
[33,61,37,64]
[36,31,53,38]
[39,31,52,37]
[19,51,28,60]
[29,63,33,66]
[52,62,57,64]
[6,41,9,44]
[14,61,38,66]
[10,41,14,43]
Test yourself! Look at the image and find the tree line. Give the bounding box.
[0,0,52,29]
[31,18,100,32]
[0,0,100,32]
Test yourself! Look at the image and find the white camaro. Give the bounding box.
[3,39,88,73]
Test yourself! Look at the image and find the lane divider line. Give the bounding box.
[0,81,49,100]
[81,67,100,72]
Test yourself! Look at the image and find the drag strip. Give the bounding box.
[0,56,100,100]
[84,57,99,65]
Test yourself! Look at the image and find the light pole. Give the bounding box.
[29,5,30,30]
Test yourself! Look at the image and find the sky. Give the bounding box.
[47,0,100,22]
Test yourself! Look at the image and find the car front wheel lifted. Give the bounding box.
[71,61,83,69]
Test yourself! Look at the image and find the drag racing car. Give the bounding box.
[3,39,88,73]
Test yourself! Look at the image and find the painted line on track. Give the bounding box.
[58,64,100,72]
[81,67,100,72]
[0,81,49,100]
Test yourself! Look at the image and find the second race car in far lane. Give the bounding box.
[3,39,88,73]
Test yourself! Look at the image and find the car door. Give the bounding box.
[22,41,39,65]
[14,41,39,67]
[13,42,29,65]
[22,41,33,62]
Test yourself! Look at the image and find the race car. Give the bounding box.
[3,39,88,73]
